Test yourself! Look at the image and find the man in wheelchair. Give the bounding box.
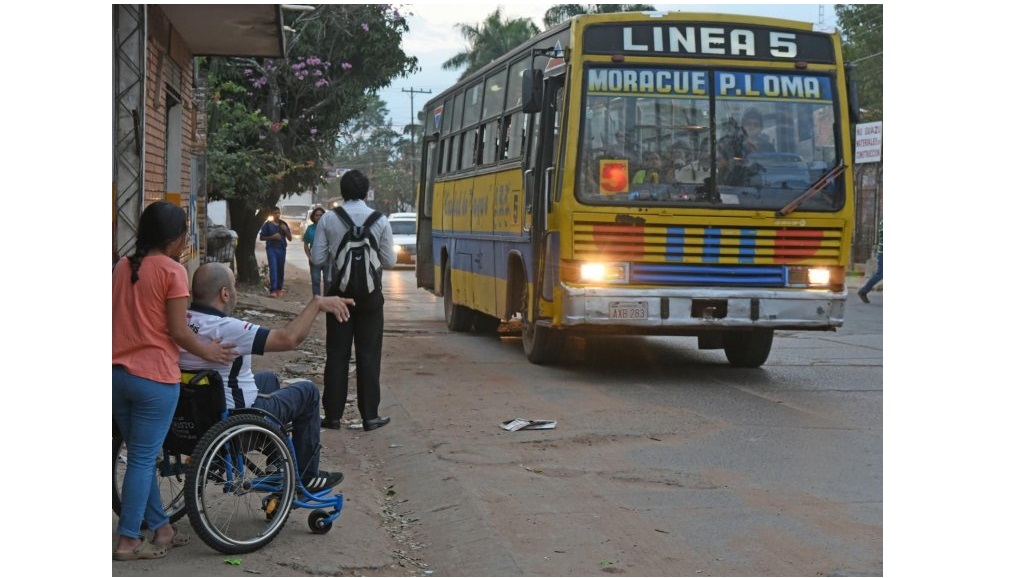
[178,262,354,491]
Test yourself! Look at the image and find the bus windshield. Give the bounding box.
[577,67,842,212]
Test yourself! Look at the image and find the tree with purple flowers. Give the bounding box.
[208,4,417,284]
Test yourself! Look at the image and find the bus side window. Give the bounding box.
[502,112,527,161]
[458,130,469,170]
[481,120,499,165]
[444,136,455,173]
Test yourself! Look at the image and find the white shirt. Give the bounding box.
[178,305,270,409]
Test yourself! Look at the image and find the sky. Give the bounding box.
[378,3,839,129]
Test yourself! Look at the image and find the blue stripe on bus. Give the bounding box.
[702,227,720,263]
[739,228,756,264]
[665,227,685,262]
[432,233,531,281]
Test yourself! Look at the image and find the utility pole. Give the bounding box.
[402,87,431,208]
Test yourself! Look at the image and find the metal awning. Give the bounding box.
[158,4,285,57]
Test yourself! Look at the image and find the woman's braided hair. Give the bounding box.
[128,201,188,283]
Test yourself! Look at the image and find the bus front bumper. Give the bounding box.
[559,284,846,331]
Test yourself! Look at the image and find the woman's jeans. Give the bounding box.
[266,244,286,292]
[112,365,179,538]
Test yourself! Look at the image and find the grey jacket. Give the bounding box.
[310,199,396,283]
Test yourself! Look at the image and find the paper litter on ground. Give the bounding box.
[500,418,557,431]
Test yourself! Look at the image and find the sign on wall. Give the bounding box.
[854,121,882,164]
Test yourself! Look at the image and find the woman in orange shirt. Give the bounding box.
[112,202,236,560]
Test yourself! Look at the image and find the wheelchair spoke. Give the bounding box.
[185,415,296,554]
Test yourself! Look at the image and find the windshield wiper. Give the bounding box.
[775,164,846,217]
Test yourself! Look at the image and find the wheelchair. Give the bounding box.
[113,369,344,554]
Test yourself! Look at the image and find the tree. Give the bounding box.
[329,95,415,215]
[835,4,883,121]
[207,4,418,284]
[442,8,540,80]
[543,4,655,28]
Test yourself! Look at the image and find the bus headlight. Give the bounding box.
[788,266,842,289]
[807,267,831,286]
[579,262,629,283]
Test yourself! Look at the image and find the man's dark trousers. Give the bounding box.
[323,299,384,422]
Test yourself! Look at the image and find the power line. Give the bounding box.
[850,51,882,64]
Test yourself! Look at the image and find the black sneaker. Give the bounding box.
[320,417,341,430]
[302,470,343,491]
[857,291,870,303]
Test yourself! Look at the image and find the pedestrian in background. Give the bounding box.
[259,206,292,297]
[112,201,236,560]
[303,206,328,296]
[858,219,883,303]
[311,169,396,432]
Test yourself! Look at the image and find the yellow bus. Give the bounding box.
[415,11,859,366]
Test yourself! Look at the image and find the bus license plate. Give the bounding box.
[609,301,647,320]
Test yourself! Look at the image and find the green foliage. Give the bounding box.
[543,4,656,28]
[208,4,417,204]
[329,95,415,214]
[207,81,283,207]
[442,8,541,80]
[204,4,418,282]
[835,4,883,121]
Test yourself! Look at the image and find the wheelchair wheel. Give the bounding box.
[184,414,296,554]
[308,510,333,534]
[112,433,188,525]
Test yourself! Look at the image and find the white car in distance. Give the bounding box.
[388,212,417,266]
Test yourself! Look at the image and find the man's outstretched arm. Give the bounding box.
[264,295,354,352]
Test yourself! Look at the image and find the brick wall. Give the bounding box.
[144,5,206,267]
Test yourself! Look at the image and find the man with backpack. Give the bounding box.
[310,170,396,431]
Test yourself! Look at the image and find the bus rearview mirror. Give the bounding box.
[522,69,543,113]
[845,63,861,123]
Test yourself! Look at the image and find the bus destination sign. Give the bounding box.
[583,24,835,64]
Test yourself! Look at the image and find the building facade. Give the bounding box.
[112,4,285,273]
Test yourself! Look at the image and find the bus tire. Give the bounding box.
[723,329,774,368]
[443,263,474,332]
[520,276,560,364]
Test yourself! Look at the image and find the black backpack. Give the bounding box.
[331,206,384,310]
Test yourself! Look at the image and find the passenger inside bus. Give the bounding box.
[632,151,662,184]
[718,110,775,186]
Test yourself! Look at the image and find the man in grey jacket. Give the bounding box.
[310,170,396,431]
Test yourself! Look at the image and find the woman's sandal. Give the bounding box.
[153,524,191,549]
[113,539,168,561]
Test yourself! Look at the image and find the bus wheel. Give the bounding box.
[443,263,474,332]
[723,329,774,368]
[520,277,560,364]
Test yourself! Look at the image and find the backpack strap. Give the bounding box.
[334,206,355,229]
[362,210,383,229]
[334,207,383,238]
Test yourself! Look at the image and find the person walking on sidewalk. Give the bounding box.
[858,219,883,303]
[303,206,328,296]
[259,206,292,297]
[178,262,355,490]
[311,169,396,432]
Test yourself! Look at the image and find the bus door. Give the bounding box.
[416,135,438,290]
[526,73,566,313]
